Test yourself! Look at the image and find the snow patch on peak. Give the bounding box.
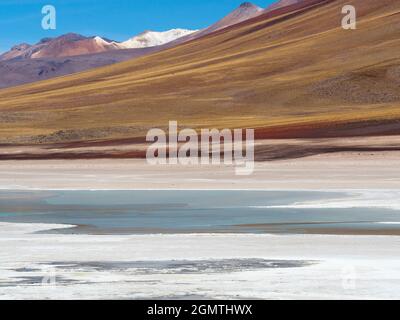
[92,36,122,50]
[121,28,198,49]
[94,36,107,44]
[239,2,263,10]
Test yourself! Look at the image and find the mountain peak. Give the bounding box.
[237,2,263,10]
[56,33,88,42]
[239,2,258,9]
[200,1,263,35]
[11,43,31,51]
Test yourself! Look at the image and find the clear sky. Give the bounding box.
[0,0,276,53]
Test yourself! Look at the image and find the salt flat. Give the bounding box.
[1,152,399,299]
[1,222,400,299]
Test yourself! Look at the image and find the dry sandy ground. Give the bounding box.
[0,151,399,190]
[2,135,400,161]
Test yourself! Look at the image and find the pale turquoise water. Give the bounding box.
[0,190,399,234]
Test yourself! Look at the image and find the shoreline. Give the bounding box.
[45,223,400,237]
[0,151,400,190]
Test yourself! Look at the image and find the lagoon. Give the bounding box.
[1,190,399,235]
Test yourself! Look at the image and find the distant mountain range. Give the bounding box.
[0,1,294,89]
[0,29,197,61]
[0,2,271,62]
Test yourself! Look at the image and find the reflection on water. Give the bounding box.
[1,190,400,235]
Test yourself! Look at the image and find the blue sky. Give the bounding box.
[0,0,276,53]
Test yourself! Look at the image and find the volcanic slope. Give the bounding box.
[0,0,399,144]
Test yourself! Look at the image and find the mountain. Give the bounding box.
[0,29,196,88]
[0,28,196,62]
[0,33,120,61]
[0,1,291,62]
[173,2,264,44]
[1,0,399,147]
[120,29,197,49]
[0,43,32,61]
[32,34,121,59]
[0,47,160,89]
[201,2,264,34]
[0,2,264,88]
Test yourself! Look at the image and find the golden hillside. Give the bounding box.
[0,0,399,144]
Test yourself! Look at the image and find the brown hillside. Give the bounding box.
[0,0,399,144]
